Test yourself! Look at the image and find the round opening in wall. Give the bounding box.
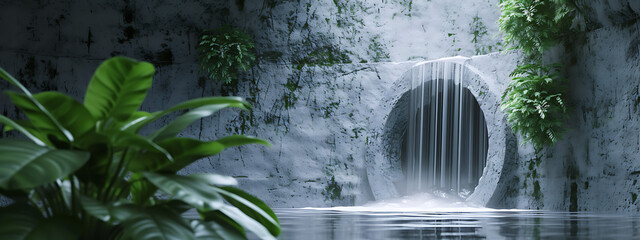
[400,61,488,197]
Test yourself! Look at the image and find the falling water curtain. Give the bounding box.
[405,61,488,195]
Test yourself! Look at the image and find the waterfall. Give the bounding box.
[404,59,488,195]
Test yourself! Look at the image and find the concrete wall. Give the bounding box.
[0,0,506,207]
[4,0,638,213]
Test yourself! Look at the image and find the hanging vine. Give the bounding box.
[498,0,581,152]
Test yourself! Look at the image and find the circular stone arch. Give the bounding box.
[364,56,512,206]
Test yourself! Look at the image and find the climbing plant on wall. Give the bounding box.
[501,63,569,151]
[498,0,580,151]
[198,25,256,84]
[498,0,577,57]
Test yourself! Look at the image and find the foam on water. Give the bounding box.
[304,192,524,213]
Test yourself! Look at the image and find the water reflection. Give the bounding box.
[271,209,640,240]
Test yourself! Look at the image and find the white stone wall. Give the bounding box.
[0,0,508,207]
[5,0,638,212]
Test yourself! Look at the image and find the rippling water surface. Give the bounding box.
[273,208,640,240]
[265,194,640,240]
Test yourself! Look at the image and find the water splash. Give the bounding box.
[315,192,492,212]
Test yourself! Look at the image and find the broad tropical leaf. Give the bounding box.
[0,67,32,95]
[5,91,74,142]
[0,69,74,142]
[0,115,45,146]
[149,104,236,141]
[3,91,96,144]
[73,131,111,185]
[80,196,112,222]
[199,210,246,238]
[133,138,225,172]
[133,136,267,172]
[191,219,246,240]
[0,139,89,190]
[25,216,81,240]
[142,172,236,211]
[218,205,276,240]
[217,187,280,236]
[0,203,43,239]
[84,56,154,121]
[114,205,195,240]
[33,92,96,138]
[110,130,173,162]
[129,172,157,205]
[120,97,250,133]
[215,135,271,148]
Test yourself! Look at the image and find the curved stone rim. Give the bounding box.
[365,57,509,206]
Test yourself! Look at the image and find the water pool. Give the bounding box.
[272,208,640,239]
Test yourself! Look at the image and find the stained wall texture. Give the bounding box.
[4,0,638,212]
[0,0,505,207]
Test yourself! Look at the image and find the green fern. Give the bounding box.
[498,0,577,58]
[501,63,569,151]
[198,25,256,84]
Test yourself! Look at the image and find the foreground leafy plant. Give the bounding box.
[0,56,280,239]
[501,63,569,151]
[198,25,256,84]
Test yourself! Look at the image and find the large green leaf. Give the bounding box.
[0,67,33,96]
[1,68,74,142]
[149,104,236,141]
[155,138,225,172]
[129,172,157,205]
[5,91,74,143]
[132,138,225,172]
[0,115,46,146]
[0,203,43,239]
[218,205,276,240]
[80,196,112,222]
[120,97,250,133]
[216,187,280,237]
[4,91,95,145]
[110,111,152,132]
[24,216,81,240]
[110,130,173,162]
[73,131,111,186]
[215,135,271,148]
[166,97,251,112]
[0,204,79,240]
[33,92,96,138]
[114,205,195,240]
[132,136,269,172]
[142,172,236,211]
[84,56,154,122]
[199,210,246,237]
[0,139,90,190]
[191,219,246,240]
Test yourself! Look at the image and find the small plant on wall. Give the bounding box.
[0,57,280,239]
[198,25,256,84]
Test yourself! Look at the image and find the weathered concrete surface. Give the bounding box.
[0,0,506,207]
[575,0,640,29]
[3,0,638,212]
[488,3,640,212]
[544,20,640,212]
